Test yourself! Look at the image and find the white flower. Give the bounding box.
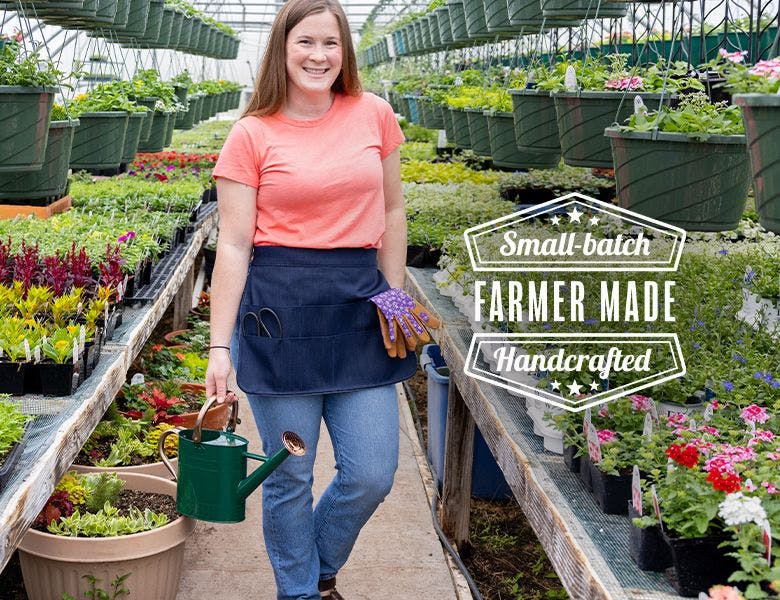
[718,492,768,528]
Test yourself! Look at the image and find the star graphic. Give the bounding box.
[550,380,561,391]
[550,215,561,226]
[589,380,600,391]
[567,380,583,396]
[568,207,583,223]
[589,215,600,226]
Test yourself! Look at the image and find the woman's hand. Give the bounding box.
[206,347,234,404]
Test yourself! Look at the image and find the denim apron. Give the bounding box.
[234,246,418,396]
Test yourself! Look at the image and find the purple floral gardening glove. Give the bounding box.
[369,288,441,358]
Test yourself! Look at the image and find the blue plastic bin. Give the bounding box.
[421,344,512,500]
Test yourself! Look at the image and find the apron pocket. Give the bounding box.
[239,301,378,339]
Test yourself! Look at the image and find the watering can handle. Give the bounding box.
[193,393,240,443]
[158,428,182,480]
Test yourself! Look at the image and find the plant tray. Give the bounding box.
[123,236,190,305]
[0,422,30,492]
[0,195,71,219]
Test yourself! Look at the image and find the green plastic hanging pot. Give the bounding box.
[447,0,469,43]
[136,0,163,43]
[605,128,750,231]
[735,93,780,233]
[553,90,670,168]
[133,97,158,142]
[0,86,55,173]
[164,111,176,147]
[148,6,174,47]
[462,0,492,39]
[70,112,129,170]
[484,0,523,35]
[0,119,78,201]
[410,19,424,54]
[508,0,581,28]
[105,0,130,29]
[121,112,145,163]
[486,111,543,170]
[450,108,472,149]
[426,14,442,50]
[466,108,492,156]
[175,98,198,130]
[138,112,170,152]
[425,100,445,129]
[418,100,432,128]
[165,9,183,48]
[434,6,454,45]
[541,0,628,19]
[114,0,150,37]
[158,399,306,523]
[509,88,561,168]
[419,16,433,50]
[403,95,420,124]
[173,84,188,107]
[442,105,457,142]
[38,0,97,24]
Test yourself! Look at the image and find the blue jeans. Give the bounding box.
[247,384,400,600]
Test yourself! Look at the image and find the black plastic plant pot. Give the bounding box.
[553,91,669,168]
[627,503,672,572]
[486,112,548,170]
[541,0,627,19]
[562,444,580,473]
[70,112,129,170]
[0,119,78,202]
[0,86,56,173]
[605,128,750,232]
[466,109,492,156]
[734,94,780,234]
[0,422,29,492]
[0,362,27,395]
[138,112,169,152]
[579,454,592,491]
[450,108,472,149]
[38,361,80,396]
[589,463,631,515]
[663,531,739,597]
[509,88,562,168]
[446,0,469,43]
[202,186,217,203]
[121,112,145,163]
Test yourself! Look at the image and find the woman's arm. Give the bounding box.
[205,177,257,403]
[377,147,406,289]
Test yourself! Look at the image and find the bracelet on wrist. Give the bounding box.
[209,345,231,351]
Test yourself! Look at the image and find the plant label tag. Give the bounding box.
[667,457,675,473]
[73,340,80,364]
[564,65,577,92]
[704,402,714,421]
[651,484,662,531]
[763,523,772,564]
[23,339,31,362]
[0,347,3,358]
[749,420,756,433]
[104,301,110,326]
[688,418,697,431]
[650,400,660,423]
[583,406,592,430]
[643,413,653,439]
[632,465,642,515]
[633,95,646,115]
[130,372,145,385]
[80,325,86,349]
[33,345,41,363]
[77,301,83,314]
[586,421,602,463]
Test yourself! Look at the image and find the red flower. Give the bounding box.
[152,173,168,182]
[706,468,742,493]
[666,443,700,468]
[152,343,163,352]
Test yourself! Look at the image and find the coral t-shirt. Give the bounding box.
[212,92,404,249]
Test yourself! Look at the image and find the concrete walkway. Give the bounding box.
[176,383,464,600]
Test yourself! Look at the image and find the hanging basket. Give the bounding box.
[508,0,581,27]
[486,111,545,170]
[121,112,146,164]
[0,85,55,173]
[426,14,442,50]
[37,0,97,24]
[133,96,158,142]
[138,112,170,153]
[447,0,470,43]
[734,93,780,234]
[0,118,78,202]
[484,0,523,35]
[541,0,628,19]
[465,108,492,156]
[105,0,130,29]
[450,107,472,149]
[70,112,129,170]
[114,0,150,37]
[134,0,164,44]
[462,0,493,39]
[442,105,457,142]
[605,128,750,231]
[164,111,176,147]
[553,90,669,168]
[433,7,453,46]
[509,88,561,168]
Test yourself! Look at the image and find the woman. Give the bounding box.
[206,0,439,598]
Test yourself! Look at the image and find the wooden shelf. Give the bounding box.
[405,267,683,600]
[0,208,218,571]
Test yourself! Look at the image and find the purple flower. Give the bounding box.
[542,323,552,330]
[754,371,765,380]
[584,318,598,325]
[696,320,705,328]
[128,170,137,176]
[717,249,728,255]
[692,342,701,350]
[722,381,734,392]
[733,353,747,364]
[166,165,176,171]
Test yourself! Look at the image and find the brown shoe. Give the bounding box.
[318,577,345,599]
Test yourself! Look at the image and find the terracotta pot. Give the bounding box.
[18,472,196,600]
[189,307,209,321]
[163,329,189,345]
[175,382,229,429]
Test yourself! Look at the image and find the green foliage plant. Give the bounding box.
[401,160,503,185]
[47,503,169,537]
[0,41,61,87]
[0,399,28,460]
[61,573,131,600]
[82,473,124,512]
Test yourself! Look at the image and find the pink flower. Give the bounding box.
[762,481,778,494]
[744,478,757,492]
[741,404,769,424]
[605,75,644,91]
[768,452,780,461]
[748,429,775,447]
[749,58,780,79]
[629,394,653,412]
[667,413,688,427]
[704,585,745,600]
[597,429,617,444]
[598,405,609,418]
[718,48,747,63]
[700,426,721,437]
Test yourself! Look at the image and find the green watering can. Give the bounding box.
[159,396,306,523]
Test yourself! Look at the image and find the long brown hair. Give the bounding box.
[243,0,361,117]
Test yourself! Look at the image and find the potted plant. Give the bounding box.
[119,378,227,429]
[549,56,702,168]
[163,317,210,351]
[0,38,60,173]
[18,470,196,600]
[0,103,79,204]
[726,56,780,233]
[605,92,751,231]
[0,398,30,490]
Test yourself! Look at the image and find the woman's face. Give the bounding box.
[285,11,343,99]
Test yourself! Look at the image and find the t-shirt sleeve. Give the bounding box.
[378,98,405,160]
[212,121,260,188]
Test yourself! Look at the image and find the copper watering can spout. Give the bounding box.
[158,394,306,523]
